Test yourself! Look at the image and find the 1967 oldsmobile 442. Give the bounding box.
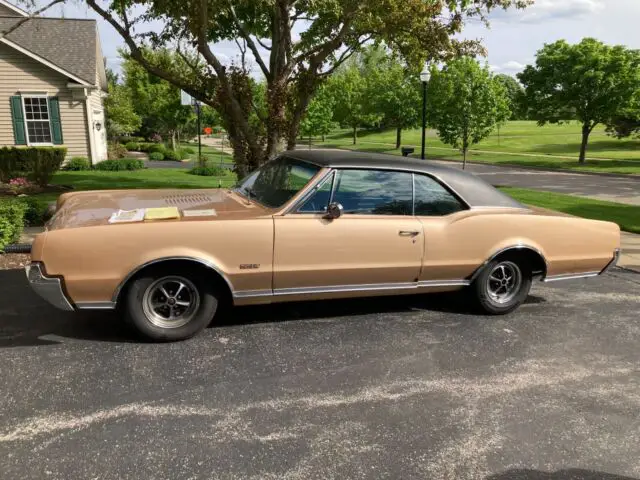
[27,150,620,341]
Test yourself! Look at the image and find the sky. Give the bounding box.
[29,0,640,78]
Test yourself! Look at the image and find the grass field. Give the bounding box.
[500,187,640,234]
[316,121,640,174]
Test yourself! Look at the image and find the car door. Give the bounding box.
[413,173,471,281]
[273,168,424,292]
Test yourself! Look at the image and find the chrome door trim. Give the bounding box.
[283,169,335,215]
[543,271,601,283]
[112,256,235,304]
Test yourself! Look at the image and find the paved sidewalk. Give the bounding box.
[620,232,640,271]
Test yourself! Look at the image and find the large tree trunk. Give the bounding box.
[353,126,357,145]
[170,130,177,151]
[395,127,402,149]
[579,123,593,164]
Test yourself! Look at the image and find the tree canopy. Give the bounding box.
[494,74,525,120]
[25,0,529,175]
[428,57,510,167]
[518,38,640,163]
[104,69,141,138]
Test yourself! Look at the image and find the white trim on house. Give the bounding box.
[85,96,98,163]
[0,38,94,87]
[0,0,28,16]
[20,93,54,146]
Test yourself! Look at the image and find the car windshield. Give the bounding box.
[234,156,321,208]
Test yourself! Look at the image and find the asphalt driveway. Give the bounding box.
[1,268,639,479]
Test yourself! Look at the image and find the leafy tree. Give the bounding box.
[121,49,196,149]
[104,69,141,138]
[494,74,525,120]
[327,59,381,145]
[428,57,510,168]
[518,38,640,164]
[365,48,422,148]
[26,0,530,176]
[300,85,336,142]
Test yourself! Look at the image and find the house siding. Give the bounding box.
[0,42,91,158]
[0,4,19,15]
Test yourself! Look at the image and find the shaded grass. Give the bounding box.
[499,187,640,234]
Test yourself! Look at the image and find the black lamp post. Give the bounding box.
[420,68,431,160]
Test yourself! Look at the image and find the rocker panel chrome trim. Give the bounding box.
[233,279,469,300]
[543,271,601,283]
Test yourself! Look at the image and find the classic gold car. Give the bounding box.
[27,150,620,341]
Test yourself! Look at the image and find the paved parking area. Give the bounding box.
[1,268,639,479]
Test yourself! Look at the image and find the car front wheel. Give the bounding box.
[124,268,218,341]
[471,259,532,315]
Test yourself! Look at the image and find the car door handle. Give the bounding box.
[399,230,421,237]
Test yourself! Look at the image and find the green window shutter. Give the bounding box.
[48,97,63,145]
[9,96,27,145]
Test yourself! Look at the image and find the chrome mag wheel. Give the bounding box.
[486,261,523,305]
[142,276,200,329]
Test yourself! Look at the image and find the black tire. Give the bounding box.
[471,258,532,315]
[124,267,218,341]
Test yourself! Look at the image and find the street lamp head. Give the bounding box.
[420,69,431,83]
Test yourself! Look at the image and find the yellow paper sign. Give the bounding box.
[144,207,180,221]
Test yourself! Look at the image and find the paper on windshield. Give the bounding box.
[108,209,145,224]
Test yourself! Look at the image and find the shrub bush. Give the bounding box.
[20,196,51,226]
[0,198,27,251]
[183,146,196,155]
[147,144,166,154]
[95,158,145,171]
[0,146,66,186]
[107,142,128,160]
[125,141,141,152]
[65,157,91,171]
[149,151,165,161]
[114,135,144,144]
[188,164,226,177]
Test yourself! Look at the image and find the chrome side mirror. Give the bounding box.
[324,202,343,220]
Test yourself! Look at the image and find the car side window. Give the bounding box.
[414,174,465,216]
[332,169,413,216]
[298,174,334,213]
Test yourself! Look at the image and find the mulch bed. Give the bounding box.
[0,253,30,271]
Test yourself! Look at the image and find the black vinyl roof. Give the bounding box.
[285,149,525,209]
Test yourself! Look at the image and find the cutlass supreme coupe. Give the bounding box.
[27,150,621,341]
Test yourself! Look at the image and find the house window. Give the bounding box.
[22,96,53,144]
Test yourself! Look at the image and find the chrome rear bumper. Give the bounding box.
[25,262,74,311]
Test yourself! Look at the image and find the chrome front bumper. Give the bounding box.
[25,262,74,311]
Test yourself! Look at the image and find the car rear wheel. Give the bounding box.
[471,259,532,315]
[124,268,218,341]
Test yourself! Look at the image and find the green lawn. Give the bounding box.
[24,168,237,212]
[180,141,234,165]
[317,121,640,174]
[499,187,640,234]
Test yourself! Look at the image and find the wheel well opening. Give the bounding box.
[494,249,547,279]
[115,259,233,307]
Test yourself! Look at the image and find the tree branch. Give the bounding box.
[228,3,271,80]
[0,0,65,39]
[254,36,272,51]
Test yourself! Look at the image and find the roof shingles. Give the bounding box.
[0,16,97,85]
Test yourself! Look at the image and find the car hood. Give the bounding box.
[47,188,270,230]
